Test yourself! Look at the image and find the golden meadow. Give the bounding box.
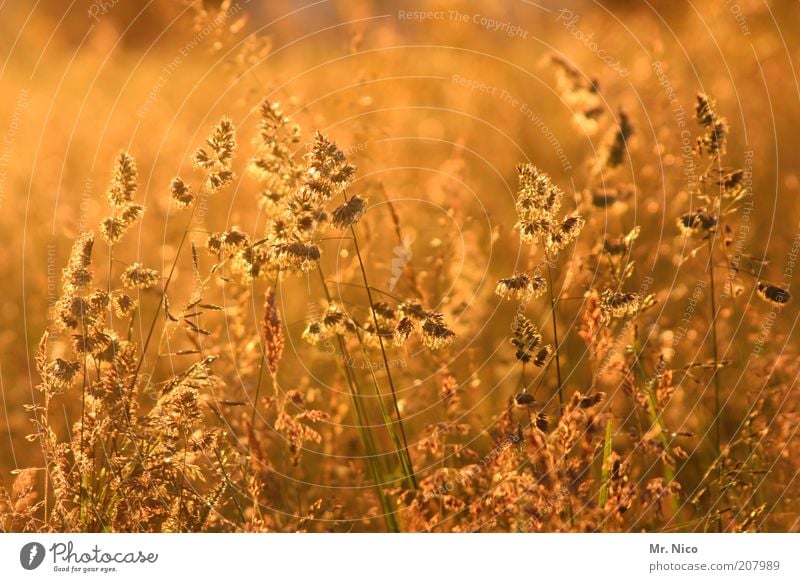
[1,0,799,532]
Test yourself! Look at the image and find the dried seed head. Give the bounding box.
[99,204,143,246]
[603,226,640,256]
[515,164,583,251]
[107,152,138,208]
[331,195,367,229]
[301,132,356,204]
[362,319,395,346]
[394,317,416,346]
[268,242,321,272]
[420,312,455,350]
[695,93,728,157]
[515,164,563,222]
[677,208,717,236]
[206,229,250,255]
[514,392,536,407]
[170,177,194,209]
[580,392,606,408]
[496,273,547,301]
[599,289,641,323]
[547,214,585,252]
[113,294,137,318]
[720,170,744,193]
[516,218,551,243]
[590,184,634,208]
[531,345,553,368]
[259,99,291,138]
[511,312,542,355]
[602,108,634,169]
[46,358,81,393]
[302,321,326,345]
[71,330,113,357]
[94,333,125,363]
[756,282,790,305]
[511,313,552,365]
[322,303,355,335]
[119,203,144,225]
[63,232,94,292]
[695,93,717,128]
[398,301,429,321]
[194,117,236,169]
[207,169,236,192]
[121,263,160,289]
[260,189,283,209]
[87,290,110,315]
[372,301,397,323]
[263,288,284,375]
[55,295,87,330]
[99,217,125,245]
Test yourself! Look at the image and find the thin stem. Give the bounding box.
[130,202,199,390]
[630,337,679,516]
[213,448,246,525]
[349,224,417,490]
[315,264,399,531]
[43,392,50,528]
[323,279,406,303]
[243,352,266,518]
[598,420,613,507]
[79,320,89,529]
[177,430,188,531]
[707,237,722,458]
[707,235,724,533]
[543,246,564,416]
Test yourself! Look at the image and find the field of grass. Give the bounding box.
[1,0,799,532]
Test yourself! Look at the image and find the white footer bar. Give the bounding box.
[1,533,798,581]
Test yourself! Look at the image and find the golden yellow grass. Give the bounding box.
[1,0,799,532]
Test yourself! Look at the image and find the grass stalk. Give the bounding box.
[131,202,199,388]
[348,222,418,490]
[631,340,679,515]
[707,237,722,459]
[598,419,613,507]
[315,264,400,530]
[543,247,565,416]
[707,233,725,533]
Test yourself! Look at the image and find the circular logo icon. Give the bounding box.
[20,542,46,570]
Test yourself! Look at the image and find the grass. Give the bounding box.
[0,1,799,534]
